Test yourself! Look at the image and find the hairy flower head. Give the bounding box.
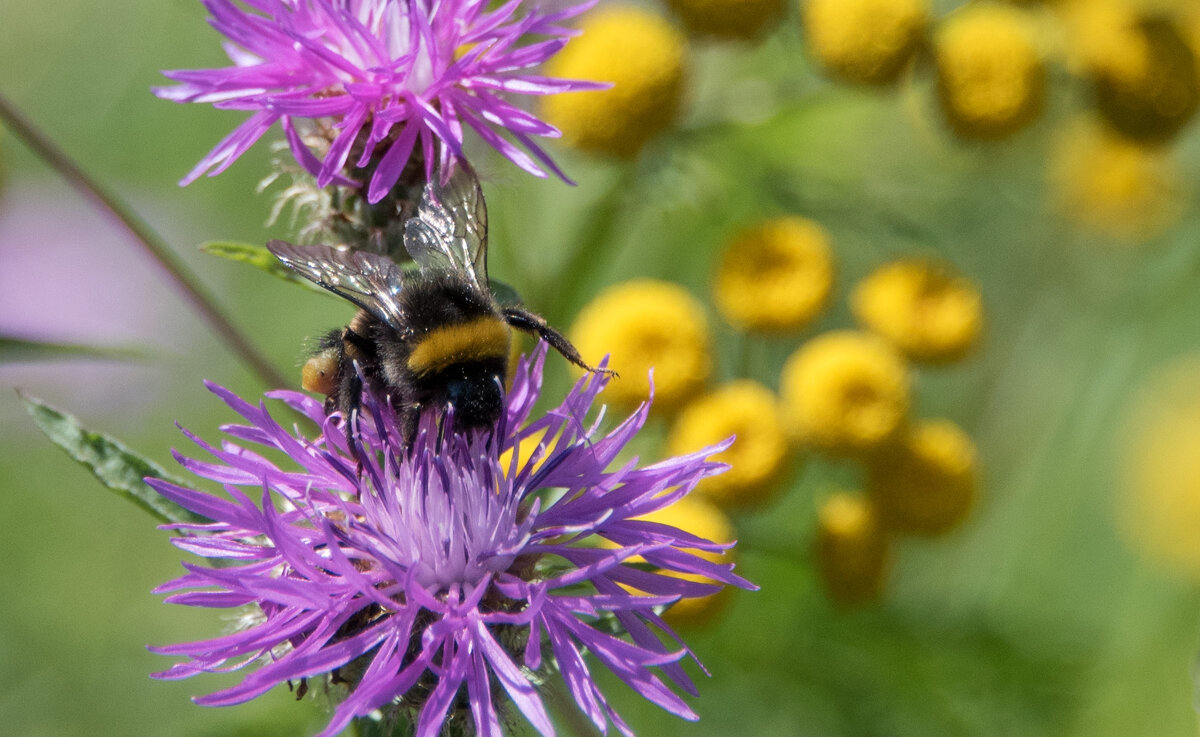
[780,330,910,456]
[571,279,712,413]
[667,381,792,508]
[149,348,751,737]
[933,2,1046,140]
[866,419,977,536]
[802,0,928,86]
[541,6,688,158]
[714,216,835,334]
[157,0,607,202]
[851,259,982,364]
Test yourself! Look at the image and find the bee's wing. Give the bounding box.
[267,241,407,328]
[402,161,489,291]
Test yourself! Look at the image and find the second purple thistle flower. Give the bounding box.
[156,0,606,202]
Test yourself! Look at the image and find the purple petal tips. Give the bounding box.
[152,346,752,736]
[158,0,604,201]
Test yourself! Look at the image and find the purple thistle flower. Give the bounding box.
[149,347,753,737]
[156,0,606,202]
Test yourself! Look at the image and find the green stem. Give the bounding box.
[546,682,600,737]
[732,329,750,381]
[0,92,290,389]
[544,165,637,320]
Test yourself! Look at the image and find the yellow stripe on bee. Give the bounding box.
[407,316,512,376]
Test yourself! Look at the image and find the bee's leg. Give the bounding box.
[338,326,376,455]
[341,375,365,470]
[502,306,617,377]
[289,678,308,701]
[397,403,420,448]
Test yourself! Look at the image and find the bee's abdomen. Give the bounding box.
[444,363,506,429]
[407,315,512,377]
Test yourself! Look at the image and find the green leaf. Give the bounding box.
[0,335,147,363]
[199,240,328,294]
[18,392,207,525]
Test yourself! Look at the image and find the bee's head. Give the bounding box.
[444,363,505,430]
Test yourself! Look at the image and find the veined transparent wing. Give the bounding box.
[402,161,489,290]
[267,241,406,328]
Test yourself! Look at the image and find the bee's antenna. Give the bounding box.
[501,306,616,379]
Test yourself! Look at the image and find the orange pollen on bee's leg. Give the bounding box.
[407,316,512,376]
[302,351,340,395]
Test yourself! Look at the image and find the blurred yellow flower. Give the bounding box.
[1118,357,1200,580]
[498,427,551,477]
[571,279,711,413]
[933,2,1045,140]
[1070,8,1199,143]
[667,0,784,41]
[1050,117,1182,241]
[802,0,928,86]
[780,330,910,455]
[1053,0,1128,69]
[816,491,890,606]
[667,380,792,508]
[713,216,835,334]
[867,419,978,536]
[851,259,982,364]
[632,495,738,626]
[541,6,687,158]
[1186,9,1200,80]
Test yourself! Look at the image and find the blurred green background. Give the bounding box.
[4,1,1200,736]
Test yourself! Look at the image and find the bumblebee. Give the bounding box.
[268,163,604,441]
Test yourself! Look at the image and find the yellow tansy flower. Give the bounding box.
[667,381,792,508]
[1050,117,1182,241]
[1187,10,1200,81]
[934,3,1045,140]
[666,0,784,40]
[802,0,928,86]
[541,6,688,158]
[714,216,835,334]
[498,427,552,477]
[867,419,978,536]
[571,279,711,413]
[1087,14,1199,143]
[780,330,910,455]
[1118,357,1200,580]
[816,491,890,606]
[1054,0,1138,74]
[632,496,738,626]
[851,259,982,364]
